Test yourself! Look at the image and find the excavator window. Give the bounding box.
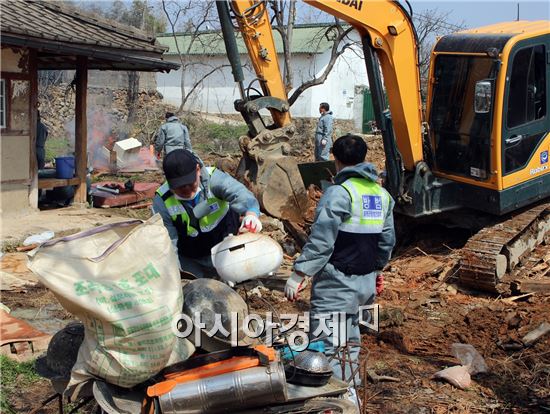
[506,44,546,128]
[430,55,494,179]
[504,44,547,174]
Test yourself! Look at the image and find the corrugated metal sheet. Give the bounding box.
[157,24,340,56]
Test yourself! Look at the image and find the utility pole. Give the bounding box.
[516,3,520,21]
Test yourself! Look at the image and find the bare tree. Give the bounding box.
[161,0,231,113]
[288,23,355,106]
[412,9,466,96]
[269,0,296,93]
[262,1,357,107]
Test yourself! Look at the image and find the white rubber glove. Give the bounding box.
[239,213,262,233]
[284,272,306,301]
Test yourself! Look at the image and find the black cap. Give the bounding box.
[163,149,199,189]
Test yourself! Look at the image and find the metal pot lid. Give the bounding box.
[93,380,144,414]
[287,350,332,374]
[182,279,251,346]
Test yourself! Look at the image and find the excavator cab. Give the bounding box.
[427,24,550,215]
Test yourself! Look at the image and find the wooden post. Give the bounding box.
[74,56,88,205]
[29,50,38,209]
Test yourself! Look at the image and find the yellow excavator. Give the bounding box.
[216,0,550,295]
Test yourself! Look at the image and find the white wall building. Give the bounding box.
[156,24,369,128]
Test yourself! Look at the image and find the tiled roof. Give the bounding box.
[157,24,341,56]
[1,0,179,72]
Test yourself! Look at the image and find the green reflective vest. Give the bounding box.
[156,167,230,237]
[340,177,390,234]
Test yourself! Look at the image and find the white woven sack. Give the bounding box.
[28,214,193,391]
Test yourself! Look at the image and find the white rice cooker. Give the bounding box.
[211,233,283,283]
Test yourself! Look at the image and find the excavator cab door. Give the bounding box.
[502,38,550,183]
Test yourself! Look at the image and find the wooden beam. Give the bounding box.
[74,56,88,205]
[38,178,81,190]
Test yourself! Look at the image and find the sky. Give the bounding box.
[412,1,550,28]
[296,1,549,29]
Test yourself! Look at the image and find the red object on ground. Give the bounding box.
[92,182,159,208]
[0,310,49,347]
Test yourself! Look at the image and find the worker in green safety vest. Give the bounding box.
[285,134,396,389]
[152,149,262,278]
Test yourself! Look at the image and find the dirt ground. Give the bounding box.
[1,136,549,413]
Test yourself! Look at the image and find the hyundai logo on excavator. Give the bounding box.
[336,0,364,11]
[541,150,548,165]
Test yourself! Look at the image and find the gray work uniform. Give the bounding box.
[152,165,260,278]
[154,116,192,155]
[314,111,334,161]
[294,162,395,383]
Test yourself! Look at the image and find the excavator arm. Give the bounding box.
[227,0,292,129]
[305,0,425,172]
[218,0,308,222]
[218,0,427,217]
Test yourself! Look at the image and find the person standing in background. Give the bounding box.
[314,102,334,161]
[36,110,48,170]
[154,112,192,158]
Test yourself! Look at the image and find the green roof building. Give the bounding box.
[156,24,368,121]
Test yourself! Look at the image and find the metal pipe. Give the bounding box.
[158,361,287,413]
[216,1,246,100]
[95,185,119,195]
[362,34,403,201]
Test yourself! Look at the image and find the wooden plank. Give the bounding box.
[1,179,31,185]
[74,56,88,205]
[512,279,550,294]
[38,178,81,190]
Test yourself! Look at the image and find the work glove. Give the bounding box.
[285,272,306,301]
[321,139,327,146]
[239,213,262,233]
[376,272,384,295]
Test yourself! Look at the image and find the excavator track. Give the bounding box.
[459,201,550,295]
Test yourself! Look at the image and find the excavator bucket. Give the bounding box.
[298,160,336,190]
[239,151,335,224]
[242,154,309,223]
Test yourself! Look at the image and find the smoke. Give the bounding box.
[64,108,157,172]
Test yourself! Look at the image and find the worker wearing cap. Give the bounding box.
[285,134,395,383]
[153,149,262,278]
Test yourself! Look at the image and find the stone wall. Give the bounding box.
[39,84,170,149]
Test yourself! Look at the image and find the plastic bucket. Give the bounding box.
[55,156,75,179]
